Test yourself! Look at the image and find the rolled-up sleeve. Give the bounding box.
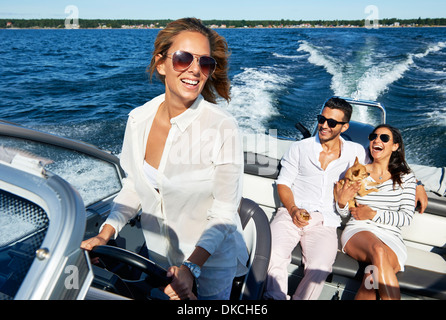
[276,142,300,188]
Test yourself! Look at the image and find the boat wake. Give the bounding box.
[272,52,306,60]
[220,67,292,133]
[297,40,446,103]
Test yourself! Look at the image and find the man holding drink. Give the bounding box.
[264,97,428,300]
[263,98,367,300]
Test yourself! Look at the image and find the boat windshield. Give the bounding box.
[0,136,122,207]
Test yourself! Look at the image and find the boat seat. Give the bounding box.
[290,233,446,300]
[341,120,375,150]
[244,152,280,179]
[232,198,272,300]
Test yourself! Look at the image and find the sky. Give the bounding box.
[0,0,445,21]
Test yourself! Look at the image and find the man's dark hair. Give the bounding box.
[323,97,353,122]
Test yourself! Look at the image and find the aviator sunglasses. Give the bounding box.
[165,50,217,77]
[368,133,391,143]
[317,115,348,128]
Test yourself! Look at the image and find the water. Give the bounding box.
[1,27,445,167]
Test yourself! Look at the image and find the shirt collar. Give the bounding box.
[313,134,347,159]
[169,95,204,133]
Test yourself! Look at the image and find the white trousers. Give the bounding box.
[264,208,338,300]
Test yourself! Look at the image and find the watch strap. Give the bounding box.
[182,260,201,278]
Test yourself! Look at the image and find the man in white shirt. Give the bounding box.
[263,97,366,300]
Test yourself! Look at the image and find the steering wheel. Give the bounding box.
[91,245,172,289]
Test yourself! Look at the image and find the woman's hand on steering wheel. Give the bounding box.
[81,224,116,251]
[164,265,197,300]
[80,236,108,251]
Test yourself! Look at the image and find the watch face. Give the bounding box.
[191,268,200,278]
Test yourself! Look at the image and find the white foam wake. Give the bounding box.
[297,41,349,96]
[220,67,292,133]
[298,40,446,102]
[272,52,306,60]
[354,41,446,101]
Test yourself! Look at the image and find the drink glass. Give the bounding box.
[301,211,310,221]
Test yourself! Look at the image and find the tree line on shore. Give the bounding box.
[2,17,446,29]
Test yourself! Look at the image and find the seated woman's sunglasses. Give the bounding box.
[165,50,217,77]
[368,133,391,143]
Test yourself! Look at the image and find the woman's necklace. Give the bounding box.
[377,170,390,180]
[370,165,389,181]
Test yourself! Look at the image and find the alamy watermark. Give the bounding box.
[124,122,280,176]
[64,265,80,290]
[365,5,380,29]
[65,5,79,29]
[364,265,379,289]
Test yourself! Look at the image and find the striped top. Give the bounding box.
[337,172,417,236]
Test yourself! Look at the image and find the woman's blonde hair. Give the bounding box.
[148,18,230,103]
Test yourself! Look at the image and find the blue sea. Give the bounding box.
[1,27,445,167]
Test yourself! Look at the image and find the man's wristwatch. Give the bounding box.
[182,260,201,278]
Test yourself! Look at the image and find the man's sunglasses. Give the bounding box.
[368,133,391,143]
[165,50,217,77]
[317,115,348,128]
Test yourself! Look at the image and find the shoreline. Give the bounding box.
[3,25,446,30]
[3,17,446,30]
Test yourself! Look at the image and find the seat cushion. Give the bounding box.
[291,244,446,299]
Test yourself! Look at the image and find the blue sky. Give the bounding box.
[1,0,445,20]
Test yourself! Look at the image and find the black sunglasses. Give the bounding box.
[368,133,391,143]
[166,50,217,77]
[317,115,347,128]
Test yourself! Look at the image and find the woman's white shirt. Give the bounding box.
[103,94,248,277]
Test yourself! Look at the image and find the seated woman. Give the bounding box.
[335,124,417,300]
